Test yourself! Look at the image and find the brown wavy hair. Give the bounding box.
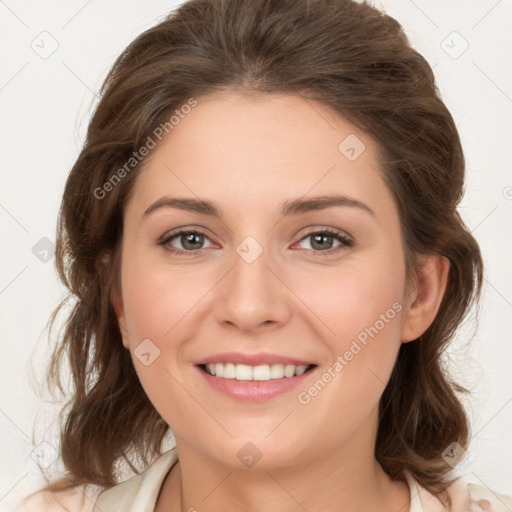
[33,0,483,500]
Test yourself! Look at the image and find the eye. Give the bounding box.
[159,229,214,254]
[158,227,354,256]
[294,229,353,253]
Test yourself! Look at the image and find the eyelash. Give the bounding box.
[158,227,354,256]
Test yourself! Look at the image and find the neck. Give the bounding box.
[155,433,410,512]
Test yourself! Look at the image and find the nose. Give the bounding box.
[214,241,292,333]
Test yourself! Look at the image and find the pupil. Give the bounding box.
[312,234,333,250]
[183,233,203,250]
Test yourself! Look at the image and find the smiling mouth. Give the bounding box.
[198,363,317,381]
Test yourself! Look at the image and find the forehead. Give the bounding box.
[127,91,395,224]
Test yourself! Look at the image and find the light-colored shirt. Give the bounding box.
[16,447,512,511]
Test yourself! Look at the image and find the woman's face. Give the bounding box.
[114,91,425,469]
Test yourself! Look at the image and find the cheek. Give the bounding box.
[119,257,203,422]
[291,250,406,411]
[119,253,219,407]
[121,255,208,342]
[293,250,406,349]
[292,266,405,441]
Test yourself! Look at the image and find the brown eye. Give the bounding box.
[296,230,353,253]
[179,232,206,250]
[160,230,214,254]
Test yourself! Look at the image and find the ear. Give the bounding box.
[111,286,130,350]
[401,254,450,343]
[98,251,130,350]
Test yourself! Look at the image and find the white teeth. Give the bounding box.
[284,364,296,378]
[253,365,271,381]
[223,363,236,379]
[235,364,253,380]
[294,365,308,376]
[270,364,285,379]
[203,363,311,380]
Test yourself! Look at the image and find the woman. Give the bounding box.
[17,0,511,510]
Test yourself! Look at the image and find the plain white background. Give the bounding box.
[1,0,511,510]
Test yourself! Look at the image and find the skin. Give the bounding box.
[112,91,449,512]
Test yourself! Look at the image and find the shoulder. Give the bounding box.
[16,449,178,512]
[444,477,512,512]
[16,486,101,512]
[408,472,512,512]
[465,482,512,512]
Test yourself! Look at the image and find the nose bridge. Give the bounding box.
[230,234,276,305]
[214,233,290,331]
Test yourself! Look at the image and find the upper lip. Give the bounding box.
[194,352,316,367]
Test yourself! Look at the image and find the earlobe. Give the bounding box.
[400,254,450,344]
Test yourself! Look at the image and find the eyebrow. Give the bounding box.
[143,194,375,219]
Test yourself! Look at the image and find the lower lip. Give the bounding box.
[195,365,317,402]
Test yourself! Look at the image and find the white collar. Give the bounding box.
[405,470,426,512]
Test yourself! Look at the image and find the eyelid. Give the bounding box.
[157,223,215,241]
[294,225,352,242]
